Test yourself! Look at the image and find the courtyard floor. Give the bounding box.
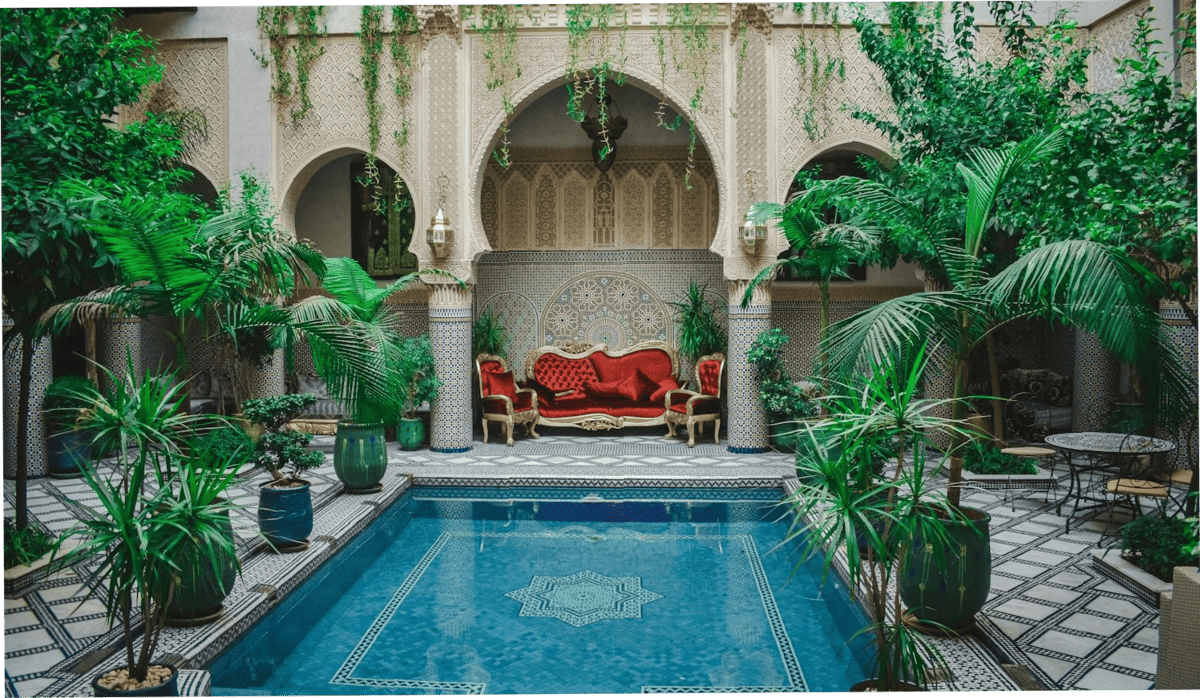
[4,427,1165,694]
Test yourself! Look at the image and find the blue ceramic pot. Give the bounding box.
[258,480,312,551]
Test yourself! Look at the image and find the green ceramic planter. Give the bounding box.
[397,416,425,451]
[899,506,991,631]
[258,480,312,551]
[164,507,237,626]
[334,420,388,492]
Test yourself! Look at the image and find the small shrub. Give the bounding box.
[42,375,98,430]
[1118,515,1200,582]
[193,426,254,467]
[961,440,1037,475]
[242,394,324,482]
[4,518,54,569]
[472,306,510,359]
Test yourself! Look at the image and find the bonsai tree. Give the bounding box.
[241,394,325,484]
[472,306,510,360]
[786,341,978,689]
[49,361,239,692]
[670,282,726,366]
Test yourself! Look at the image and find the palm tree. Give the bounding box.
[739,177,881,372]
[819,130,1192,508]
[39,179,325,409]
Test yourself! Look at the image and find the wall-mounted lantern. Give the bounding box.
[426,174,453,257]
[740,170,766,253]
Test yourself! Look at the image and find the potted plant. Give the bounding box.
[670,282,726,375]
[786,341,977,689]
[41,375,99,478]
[472,306,509,360]
[241,394,325,551]
[396,334,440,451]
[49,363,240,695]
[1117,514,1200,583]
[748,328,817,452]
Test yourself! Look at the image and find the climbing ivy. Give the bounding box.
[564,5,629,163]
[254,6,327,124]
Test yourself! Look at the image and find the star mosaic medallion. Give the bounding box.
[505,570,662,627]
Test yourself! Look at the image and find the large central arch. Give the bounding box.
[467,66,728,266]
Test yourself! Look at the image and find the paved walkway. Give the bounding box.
[3,427,1169,694]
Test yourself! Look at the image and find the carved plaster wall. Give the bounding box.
[118,40,229,190]
[275,35,420,244]
[1088,1,1151,93]
[483,147,717,252]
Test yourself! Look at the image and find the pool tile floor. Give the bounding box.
[4,427,1173,693]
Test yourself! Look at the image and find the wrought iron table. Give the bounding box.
[1044,432,1175,533]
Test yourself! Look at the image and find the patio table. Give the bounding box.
[1044,431,1175,533]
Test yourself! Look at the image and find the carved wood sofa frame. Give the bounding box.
[523,341,681,432]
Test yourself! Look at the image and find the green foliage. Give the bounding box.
[42,376,99,430]
[1118,515,1200,582]
[397,335,440,418]
[192,426,255,468]
[671,282,726,363]
[255,6,328,123]
[564,5,629,164]
[653,3,719,187]
[960,440,1037,475]
[357,6,418,214]
[790,3,848,140]
[748,328,815,422]
[472,306,510,359]
[241,394,324,482]
[1015,8,1197,322]
[50,365,239,683]
[4,518,54,569]
[468,5,537,168]
[786,342,971,689]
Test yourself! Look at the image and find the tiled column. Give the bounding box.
[1072,331,1117,432]
[97,314,171,392]
[1159,304,1198,471]
[3,318,51,479]
[726,281,770,454]
[428,283,473,453]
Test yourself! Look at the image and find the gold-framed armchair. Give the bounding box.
[664,352,725,447]
[477,353,540,446]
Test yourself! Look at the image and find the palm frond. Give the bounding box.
[986,239,1193,427]
[820,291,980,379]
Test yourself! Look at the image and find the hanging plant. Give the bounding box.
[357,6,420,215]
[563,5,629,164]
[254,6,327,124]
[791,2,847,140]
[467,5,539,169]
[653,3,719,189]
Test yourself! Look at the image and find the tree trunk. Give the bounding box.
[948,355,971,509]
[986,332,1004,443]
[14,333,33,531]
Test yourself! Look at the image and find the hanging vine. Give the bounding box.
[564,5,630,163]
[467,5,538,169]
[791,3,847,140]
[254,6,327,124]
[653,3,719,188]
[357,6,420,215]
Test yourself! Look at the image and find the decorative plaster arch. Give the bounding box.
[467,68,728,268]
[279,140,417,241]
[183,159,226,197]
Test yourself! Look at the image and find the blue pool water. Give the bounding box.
[208,487,869,694]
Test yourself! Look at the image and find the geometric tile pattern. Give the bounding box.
[1071,331,1117,432]
[429,315,473,453]
[3,318,51,479]
[505,570,663,627]
[540,272,669,351]
[726,306,770,453]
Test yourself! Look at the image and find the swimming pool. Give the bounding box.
[208,486,869,694]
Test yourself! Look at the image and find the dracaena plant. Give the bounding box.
[49,359,240,687]
[786,341,978,689]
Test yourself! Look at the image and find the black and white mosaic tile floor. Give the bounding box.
[3,428,1173,694]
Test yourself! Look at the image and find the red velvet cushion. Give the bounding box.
[669,395,720,415]
[488,371,518,399]
[628,369,658,401]
[540,397,665,420]
[650,376,682,403]
[590,349,673,384]
[698,359,723,396]
[584,378,626,399]
[532,354,598,392]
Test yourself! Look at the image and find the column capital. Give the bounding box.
[727,280,771,318]
[427,282,473,317]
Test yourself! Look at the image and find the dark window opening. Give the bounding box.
[350,157,417,279]
[775,150,875,282]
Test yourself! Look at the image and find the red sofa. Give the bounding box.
[522,341,684,430]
